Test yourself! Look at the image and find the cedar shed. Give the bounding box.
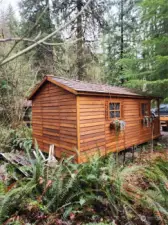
[28,75,161,163]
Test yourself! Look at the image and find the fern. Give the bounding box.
[84,223,116,225]
[1,145,168,224]
[0,181,36,223]
[45,162,80,212]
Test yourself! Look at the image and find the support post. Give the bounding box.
[132,145,135,162]
[157,99,160,132]
[123,150,126,164]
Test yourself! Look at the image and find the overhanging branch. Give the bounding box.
[0,37,83,46]
[0,0,92,67]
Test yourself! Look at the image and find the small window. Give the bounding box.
[109,102,121,118]
[141,103,149,116]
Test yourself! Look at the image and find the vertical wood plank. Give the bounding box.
[76,96,80,163]
[32,82,77,159]
[104,99,107,155]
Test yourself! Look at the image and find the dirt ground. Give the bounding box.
[161,131,168,146]
[135,131,168,162]
[117,131,168,164]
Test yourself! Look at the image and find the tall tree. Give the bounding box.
[103,0,141,85]
[0,5,19,38]
[19,0,55,77]
[122,0,168,101]
[52,0,106,80]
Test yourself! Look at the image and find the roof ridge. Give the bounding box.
[28,75,160,100]
[52,75,126,89]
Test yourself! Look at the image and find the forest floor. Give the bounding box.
[117,130,168,165]
[161,131,168,144]
[138,131,168,161]
[0,130,168,224]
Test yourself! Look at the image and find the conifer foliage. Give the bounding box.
[106,0,168,101]
[104,0,141,85]
[19,0,55,77]
[52,0,106,80]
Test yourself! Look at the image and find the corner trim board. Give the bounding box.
[76,96,80,163]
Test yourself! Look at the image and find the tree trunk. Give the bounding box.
[76,0,84,80]
[45,0,54,74]
[120,0,124,84]
[120,0,124,60]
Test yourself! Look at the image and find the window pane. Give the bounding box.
[141,104,145,115]
[109,102,121,119]
[110,111,115,118]
[109,103,115,110]
[115,103,120,110]
[142,103,148,116]
[145,104,148,115]
[116,111,120,117]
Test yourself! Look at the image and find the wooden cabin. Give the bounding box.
[28,75,161,163]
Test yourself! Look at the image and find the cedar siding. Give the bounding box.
[79,96,106,163]
[32,81,77,159]
[78,96,160,163]
[30,76,161,163]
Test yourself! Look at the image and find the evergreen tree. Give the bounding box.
[52,0,106,80]
[122,0,168,101]
[103,0,141,85]
[19,0,55,77]
[0,5,19,38]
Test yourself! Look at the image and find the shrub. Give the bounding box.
[0,124,12,152]
[10,125,32,152]
[0,181,36,223]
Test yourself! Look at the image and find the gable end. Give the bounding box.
[28,76,77,100]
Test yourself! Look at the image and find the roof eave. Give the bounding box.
[76,91,161,99]
[28,75,162,100]
[47,77,78,95]
[28,76,48,100]
[28,76,78,100]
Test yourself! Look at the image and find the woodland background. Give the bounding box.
[0,1,168,224]
[0,0,168,127]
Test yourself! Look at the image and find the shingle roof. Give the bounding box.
[51,77,141,96]
[28,75,159,100]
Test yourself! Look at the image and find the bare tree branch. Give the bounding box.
[0,5,49,64]
[0,37,83,46]
[0,0,93,67]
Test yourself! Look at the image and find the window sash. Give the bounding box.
[109,102,121,119]
[141,103,149,116]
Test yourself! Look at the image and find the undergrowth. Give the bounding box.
[0,124,32,153]
[0,146,168,224]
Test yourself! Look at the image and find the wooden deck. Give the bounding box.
[160,116,168,122]
[160,116,168,131]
